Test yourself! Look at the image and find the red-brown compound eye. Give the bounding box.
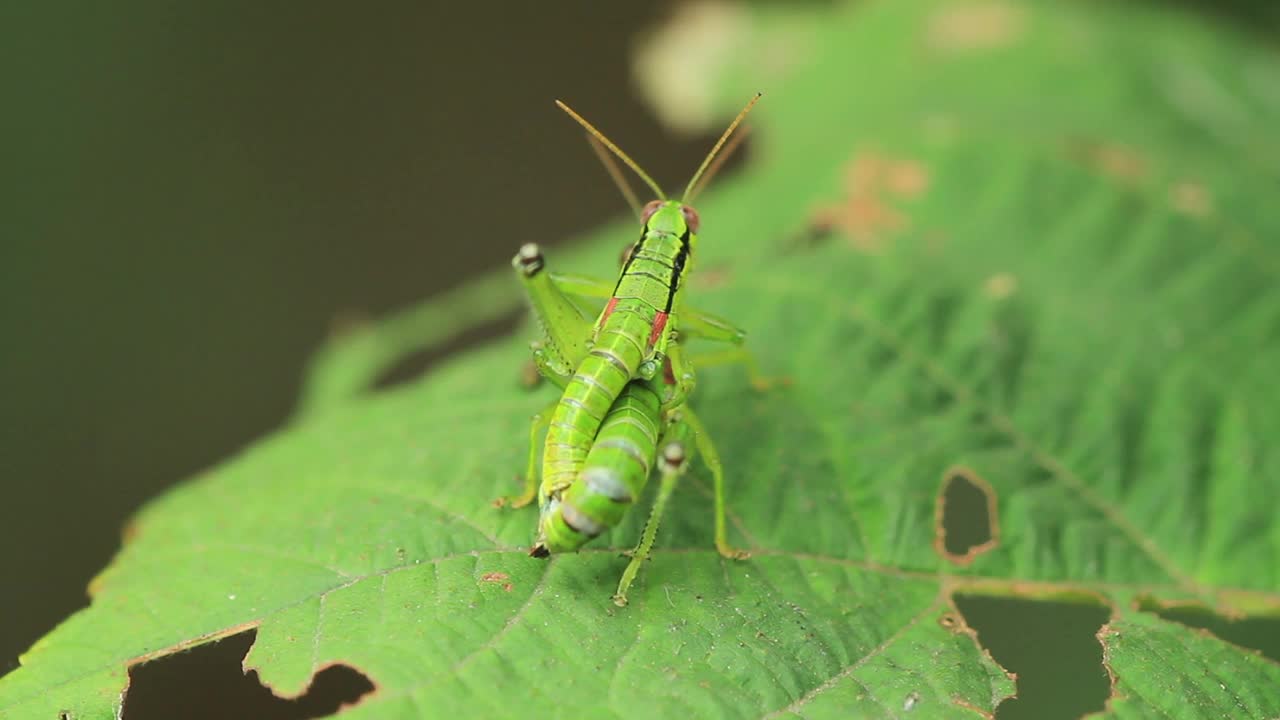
[681,205,700,234]
[640,200,663,224]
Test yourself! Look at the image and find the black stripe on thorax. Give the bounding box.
[612,226,649,295]
[664,228,691,312]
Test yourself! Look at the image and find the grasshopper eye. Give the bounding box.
[640,200,663,224]
[681,205,700,234]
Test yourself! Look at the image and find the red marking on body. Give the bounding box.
[600,297,619,324]
[648,312,669,346]
[663,358,676,385]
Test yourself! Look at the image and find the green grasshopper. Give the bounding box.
[500,95,768,602]
[510,241,748,605]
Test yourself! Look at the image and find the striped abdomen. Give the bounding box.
[537,302,653,504]
[532,227,688,556]
[538,379,663,553]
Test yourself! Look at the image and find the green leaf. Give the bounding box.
[5,0,1279,718]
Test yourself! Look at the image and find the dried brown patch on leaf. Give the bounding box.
[1092,621,1123,718]
[1169,180,1214,218]
[886,159,930,197]
[478,571,517,592]
[934,466,1000,566]
[1064,139,1149,186]
[938,610,967,633]
[693,263,733,289]
[927,1,1027,54]
[982,272,1018,300]
[809,148,933,253]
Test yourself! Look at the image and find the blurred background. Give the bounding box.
[1,1,730,669]
[2,1,1277,716]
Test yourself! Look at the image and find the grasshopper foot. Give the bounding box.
[716,540,752,561]
[494,476,536,509]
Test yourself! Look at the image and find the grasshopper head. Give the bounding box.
[640,199,699,238]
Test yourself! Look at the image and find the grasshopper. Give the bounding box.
[500,95,769,602]
[510,241,751,605]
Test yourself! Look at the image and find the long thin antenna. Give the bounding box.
[586,134,643,219]
[682,92,762,203]
[555,100,666,200]
[686,123,751,204]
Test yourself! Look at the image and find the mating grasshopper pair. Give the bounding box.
[498,95,767,606]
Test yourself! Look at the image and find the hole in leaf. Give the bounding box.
[935,467,999,565]
[1140,598,1280,663]
[954,594,1110,720]
[123,629,374,719]
[372,310,522,392]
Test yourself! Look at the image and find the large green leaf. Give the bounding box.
[4,0,1279,717]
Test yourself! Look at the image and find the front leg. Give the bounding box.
[513,243,600,373]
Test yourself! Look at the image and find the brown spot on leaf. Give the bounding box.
[808,148,932,252]
[938,611,965,633]
[934,466,1000,566]
[693,263,733,289]
[123,629,374,719]
[480,571,511,585]
[982,273,1018,300]
[886,160,931,197]
[1094,145,1146,183]
[1064,139,1149,185]
[928,1,1026,53]
[1170,181,1213,218]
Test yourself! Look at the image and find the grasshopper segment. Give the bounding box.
[501,94,766,602]
[537,377,664,557]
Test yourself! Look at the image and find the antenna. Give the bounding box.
[682,92,762,203]
[585,134,643,219]
[555,100,666,201]
[685,123,751,203]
